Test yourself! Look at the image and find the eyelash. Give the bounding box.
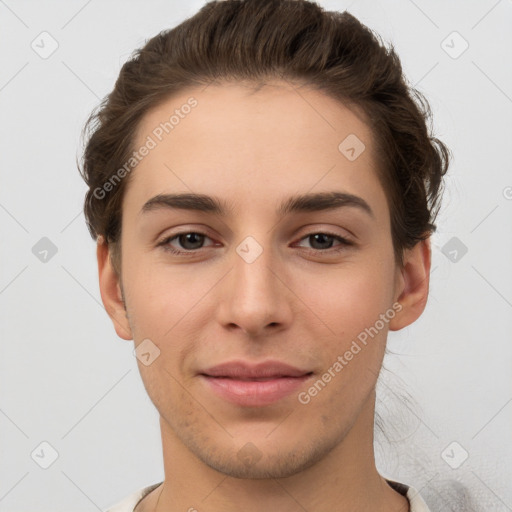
[157,230,354,256]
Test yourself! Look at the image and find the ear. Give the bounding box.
[97,236,133,340]
[389,237,431,331]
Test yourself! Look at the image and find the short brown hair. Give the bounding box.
[78,0,450,274]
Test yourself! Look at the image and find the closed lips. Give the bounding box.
[207,375,312,381]
[200,361,313,379]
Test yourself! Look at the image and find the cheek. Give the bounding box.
[124,264,219,385]
[298,258,396,338]
[298,267,394,418]
[124,263,204,337]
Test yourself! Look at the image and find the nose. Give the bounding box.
[215,238,293,338]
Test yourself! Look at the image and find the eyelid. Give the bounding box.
[157,230,216,251]
[293,225,355,244]
[293,231,353,248]
[156,225,216,244]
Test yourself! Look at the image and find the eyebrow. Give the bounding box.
[139,191,374,219]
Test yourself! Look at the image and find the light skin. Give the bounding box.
[97,80,430,512]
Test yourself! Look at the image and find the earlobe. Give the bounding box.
[96,236,133,340]
[389,238,431,331]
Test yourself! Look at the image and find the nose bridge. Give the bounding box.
[233,232,280,303]
[218,231,291,334]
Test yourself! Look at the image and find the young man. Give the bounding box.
[79,1,449,510]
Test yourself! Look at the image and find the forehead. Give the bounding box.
[134,80,373,153]
[125,81,386,218]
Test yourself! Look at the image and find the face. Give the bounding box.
[102,80,416,479]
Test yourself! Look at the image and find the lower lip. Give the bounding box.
[200,374,312,407]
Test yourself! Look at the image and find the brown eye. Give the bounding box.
[158,231,214,254]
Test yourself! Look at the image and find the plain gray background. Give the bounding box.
[1,0,511,510]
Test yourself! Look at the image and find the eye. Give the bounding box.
[158,231,215,254]
[294,232,353,253]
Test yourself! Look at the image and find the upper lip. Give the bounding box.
[200,360,312,379]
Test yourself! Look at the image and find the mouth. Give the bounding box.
[199,360,314,407]
[209,375,306,381]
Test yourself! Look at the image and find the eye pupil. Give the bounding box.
[310,233,334,250]
[179,232,204,250]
